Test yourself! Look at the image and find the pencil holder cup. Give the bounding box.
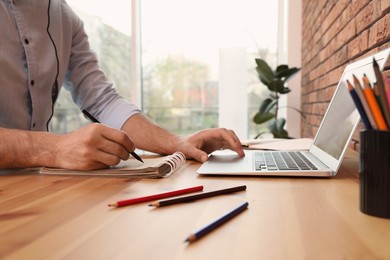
[360,130,390,219]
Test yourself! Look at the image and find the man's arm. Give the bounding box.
[121,113,245,162]
[0,113,244,170]
[121,114,180,155]
[0,125,135,170]
[0,127,55,169]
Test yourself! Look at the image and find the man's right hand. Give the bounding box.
[53,123,136,170]
[0,124,136,170]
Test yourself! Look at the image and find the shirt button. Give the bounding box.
[24,39,29,44]
[30,80,35,86]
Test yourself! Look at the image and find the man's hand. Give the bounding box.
[54,124,135,170]
[121,114,245,163]
[0,124,136,170]
[176,128,245,163]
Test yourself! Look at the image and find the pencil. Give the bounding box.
[362,75,388,130]
[82,109,144,163]
[385,77,390,111]
[373,58,390,128]
[353,74,377,129]
[185,201,249,243]
[373,83,384,111]
[149,185,247,207]
[108,185,204,207]
[346,80,371,129]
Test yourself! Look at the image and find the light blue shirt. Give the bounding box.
[0,0,140,131]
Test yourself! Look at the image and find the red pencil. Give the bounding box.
[108,185,204,207]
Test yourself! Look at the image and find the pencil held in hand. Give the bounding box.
[82,109,144,163]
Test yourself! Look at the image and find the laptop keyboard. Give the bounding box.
[254,151,318,171]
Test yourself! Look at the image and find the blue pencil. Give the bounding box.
[346,80,372,129]
[185,201,249,243]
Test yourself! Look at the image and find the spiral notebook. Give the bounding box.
[40,152,186,178]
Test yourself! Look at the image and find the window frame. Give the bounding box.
[132,0,301,139]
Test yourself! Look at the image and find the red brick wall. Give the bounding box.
[301,0,390,149]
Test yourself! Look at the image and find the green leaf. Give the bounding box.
[258,74,271,87]
[276,64,289,73]
[255,59,273,85]
[259,98,276,115]
[253,112,275,124]
[275,67,300,82]
[275,118,286,130]
[279,87,291,94]
[268,118,289,138]
[268,79,284,92]
[273,129,289,138]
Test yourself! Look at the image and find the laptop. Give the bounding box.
[197,48,390,177]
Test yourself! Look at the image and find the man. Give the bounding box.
[0,0,244,170]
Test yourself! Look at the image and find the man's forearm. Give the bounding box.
[0,128,57,169]
[121,113,181,155]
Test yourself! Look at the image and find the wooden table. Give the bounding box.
[1,150,390,260]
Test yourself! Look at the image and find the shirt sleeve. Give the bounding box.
[62,1,141,130]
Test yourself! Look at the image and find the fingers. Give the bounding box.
[99,125,135,154]
[200,128,244,156]
[95,136,131,161]
[59,124,136,170]
[184,143,209,163]
[181,128,245,163]
[92,124,135,163]
[218,128,245,156]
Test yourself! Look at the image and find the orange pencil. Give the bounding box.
[362,75,388,130]
[353,75,377,129]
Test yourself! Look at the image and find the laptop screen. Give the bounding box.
[313,53,389,161]
[313,74,360,160]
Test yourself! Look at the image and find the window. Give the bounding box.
[140,0,279,138]
[52,0,279,140]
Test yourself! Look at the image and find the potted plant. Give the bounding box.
[253,58,302,139]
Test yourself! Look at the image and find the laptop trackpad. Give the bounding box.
[197,150,253,174]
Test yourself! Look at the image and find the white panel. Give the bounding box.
[286,0,302,138]
[218,47,248,139]
[278,0,302,138]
